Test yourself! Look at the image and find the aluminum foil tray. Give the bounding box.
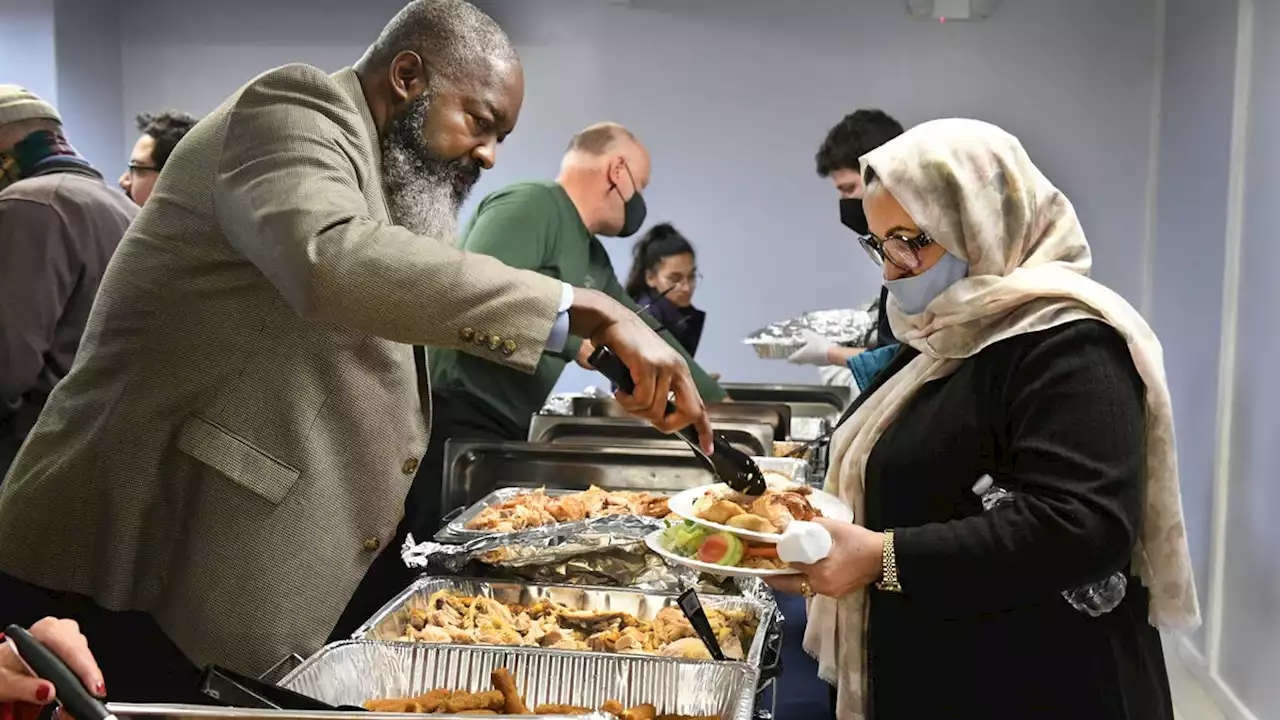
[443,488,667,541]
[353,576,775,667]
[110,703,607,720]
[744,307,878,360]
[440,457,807,542]
[280,641,757,720]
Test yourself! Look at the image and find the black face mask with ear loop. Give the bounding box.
[839,196,869,236]
[611,163,647,237]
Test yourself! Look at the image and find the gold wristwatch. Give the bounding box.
[876,529,903,593]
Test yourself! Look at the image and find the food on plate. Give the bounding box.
[396,589,755,660]
[464,485,671,532]
[365,668,720,719]
[690,478,820,534]
[660,519,787,570]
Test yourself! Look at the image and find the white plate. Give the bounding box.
[644,529,800,578]
[666,483,853,543]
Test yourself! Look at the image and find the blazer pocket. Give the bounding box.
[177,415,301,505]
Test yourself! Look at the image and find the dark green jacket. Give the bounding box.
[429,181,726,431]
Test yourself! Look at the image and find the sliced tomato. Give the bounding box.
[744,544,779,559]
[697,534,731,564]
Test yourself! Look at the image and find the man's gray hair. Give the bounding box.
[362,0,519,82]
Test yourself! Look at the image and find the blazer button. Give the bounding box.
[460,327,475,342]
[363,537,381,552]
[487,335,502,351]
[502,339,517,357]
[402,458,419,475]
[474,332,489,347]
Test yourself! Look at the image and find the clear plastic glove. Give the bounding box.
[787,330,837,366]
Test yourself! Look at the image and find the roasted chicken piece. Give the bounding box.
[651,606,695,644]
[725,513,776,533]
[749,492,818,531]
[699,500,746,525]
[658,636,713,660]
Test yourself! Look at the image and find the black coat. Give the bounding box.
[855,319,1173,719]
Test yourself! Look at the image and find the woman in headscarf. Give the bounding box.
[767,119,1199,720]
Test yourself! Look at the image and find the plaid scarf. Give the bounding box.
[0,130,94,191]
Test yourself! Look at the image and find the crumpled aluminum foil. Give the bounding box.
[539,386,608,416]
[743,303,879,358]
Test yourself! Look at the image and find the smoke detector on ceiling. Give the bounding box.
[907,0,1002,22]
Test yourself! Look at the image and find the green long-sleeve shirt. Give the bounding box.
[429,181,726,432]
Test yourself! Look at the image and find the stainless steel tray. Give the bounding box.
[568,399,793,442]
[353,576,774,667]
[526,415,773,457]
[279,641,757,720]
[438,442,808,523]
[110,703,606,720]
[720,383,851,411]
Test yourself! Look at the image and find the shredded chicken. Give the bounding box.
[464,486,671,532]
[396,591,757,660]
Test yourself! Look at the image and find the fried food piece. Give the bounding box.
[623,704,658,720]
[364,688,450,713]
[490,668,529,714]
[600,699,626,716]
[534,704,594,715]
[439,690,505,714]
[725,514,776,533]
[699,500,746,525]
[656,715,720,720]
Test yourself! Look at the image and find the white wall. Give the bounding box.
[54,0,126,172]
[115,0,1160,391]
[0,0,59,106]
[1150,0,1237,658]
[1153,1,1280,719]
[1218,0,1280,715]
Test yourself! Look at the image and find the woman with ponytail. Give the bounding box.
[625,223,706,356]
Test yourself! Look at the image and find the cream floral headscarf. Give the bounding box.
[805,118,1200,720]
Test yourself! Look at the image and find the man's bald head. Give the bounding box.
[360,0,519,84]
[557,122,651,237]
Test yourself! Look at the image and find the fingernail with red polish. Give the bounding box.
[94,681,106,697]
[35,684,51,703]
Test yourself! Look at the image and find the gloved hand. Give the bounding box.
[787,330,837,366]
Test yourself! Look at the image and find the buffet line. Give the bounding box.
[128,383,850,720]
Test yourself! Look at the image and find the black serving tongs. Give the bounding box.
[198,665,366,711]
[4,625,115,720]
[588,345,767,495]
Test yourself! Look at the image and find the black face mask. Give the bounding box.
[839,197,868,236]
[611,164,647,237]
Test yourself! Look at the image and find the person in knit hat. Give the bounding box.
[0,85,137,478]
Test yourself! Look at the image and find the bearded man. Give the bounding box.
[0,0,711,701]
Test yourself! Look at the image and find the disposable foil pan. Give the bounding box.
[109,703,607,720]
[353,576,774,667]
[279,641,758,720]
[744,307,878,360]
[443,488,667,541]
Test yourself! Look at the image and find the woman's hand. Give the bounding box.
[1,617,105,715]
[766,519,886,598]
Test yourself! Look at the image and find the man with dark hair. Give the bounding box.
[0,86,136,479]
[789,109,906,372]
[0,0,711,697]
[118,109,199,206]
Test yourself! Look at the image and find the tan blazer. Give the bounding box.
[0,65,562,674]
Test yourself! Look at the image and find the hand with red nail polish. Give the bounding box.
[1,618,105,713]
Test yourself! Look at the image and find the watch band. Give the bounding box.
[876,529,903,593]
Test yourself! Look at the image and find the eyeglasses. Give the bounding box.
[127,163,159,179]
[659,271,702,289]
[859,230,935,272]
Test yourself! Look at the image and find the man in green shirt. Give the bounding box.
[416,122,726,523]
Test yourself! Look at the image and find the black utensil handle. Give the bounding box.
[676,588,726,662]
[199,665,358,712]
[3,625,111,720]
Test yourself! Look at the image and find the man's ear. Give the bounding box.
[389,50,430,102]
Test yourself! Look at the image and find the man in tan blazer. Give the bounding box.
[0,0,711,700]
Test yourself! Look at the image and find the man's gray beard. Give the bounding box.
[381,93,462,242]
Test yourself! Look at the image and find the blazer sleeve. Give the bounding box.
[212,66,562,373]
[891,321,1146,613]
